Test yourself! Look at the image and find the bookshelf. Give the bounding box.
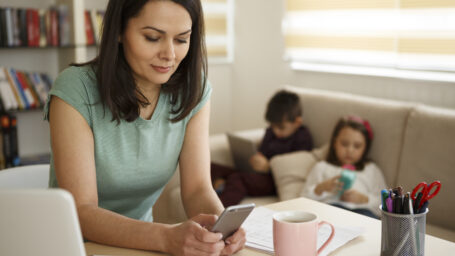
[0,0,108,166]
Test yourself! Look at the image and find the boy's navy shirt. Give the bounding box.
[258,125,313,160]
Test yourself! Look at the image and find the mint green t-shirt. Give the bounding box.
[44,66,211,222]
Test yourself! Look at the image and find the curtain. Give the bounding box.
[202,0,233,60]
[283,0,455,71]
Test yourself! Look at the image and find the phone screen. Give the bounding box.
[211,203,255,240]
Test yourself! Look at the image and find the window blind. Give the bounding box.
[202,0,233,60]
[283,0,455,72]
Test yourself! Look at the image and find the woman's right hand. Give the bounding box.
[165,214,225,256]
[314,175,343,196]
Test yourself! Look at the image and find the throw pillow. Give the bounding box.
[270,144,329,201]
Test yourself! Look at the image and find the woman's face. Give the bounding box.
[334,127,366,166]
[122,0,192,88]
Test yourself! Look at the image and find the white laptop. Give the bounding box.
[0,189,86,256]
[227,133,258,172]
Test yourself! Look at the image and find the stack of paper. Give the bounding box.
[242,207,365,256]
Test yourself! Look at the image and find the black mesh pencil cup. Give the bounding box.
[380,207,428,256]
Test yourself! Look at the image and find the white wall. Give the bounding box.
[211,0,455,133]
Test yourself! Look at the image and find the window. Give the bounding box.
[283,0,455,72]
[202,0,234,62]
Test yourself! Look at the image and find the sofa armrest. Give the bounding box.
[210,134,234,167]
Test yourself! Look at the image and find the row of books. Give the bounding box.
[0,67,52,111]
[0,6,70,47]
[0,112,19,169]
[0,6,105,47]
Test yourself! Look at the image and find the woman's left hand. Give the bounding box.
[220,227,246,255]
[340,189,369,204]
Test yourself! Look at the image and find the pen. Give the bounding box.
[397,186,403,196]
[394,195,403,214]
[409,197,418,255]
[419,200,429,213]
[381,189,389,211]
[393,197,418,256]
[403,193,410,214]
[413,192,423,213]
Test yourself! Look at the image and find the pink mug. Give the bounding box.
[273,211,335,256]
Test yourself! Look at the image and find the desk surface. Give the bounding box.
[85,197,455,255]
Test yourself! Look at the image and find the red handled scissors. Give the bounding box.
[411,181,441,208]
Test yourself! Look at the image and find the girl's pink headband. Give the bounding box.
[347,115,374,140]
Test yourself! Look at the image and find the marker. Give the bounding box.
[386,191,393,213]
[403,193,410,214]
[413,192,423,213]
[381,189,389,211]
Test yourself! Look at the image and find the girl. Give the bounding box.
[301,116,387,218]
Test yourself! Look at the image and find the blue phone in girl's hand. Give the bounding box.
[338,170,356,196]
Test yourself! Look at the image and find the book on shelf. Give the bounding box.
[84,10,95,46]
[15,71,35,108]
[9,115,19,167]
[58,5,70,47]
[90,10,105,45]
[38,9,47,47]
[0,68,17,110]
[4,7,14,47]
[26,9,40,47]
[7,68,30,109]
[0,112,19,169]
[0,67,52,111]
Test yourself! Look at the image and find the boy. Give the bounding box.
[212,90,313,206]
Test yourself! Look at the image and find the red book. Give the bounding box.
[84,10,95,45]
[32,9,40,46]
[26,9,34,46]
[50,9,59,46]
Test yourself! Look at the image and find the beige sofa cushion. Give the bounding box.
[270,145,328,201]
[396,105,455,230]
[284,85,413,187]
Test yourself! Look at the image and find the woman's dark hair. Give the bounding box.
[326,116,373,170]
[78,0,207,123]
[265,90,302,124]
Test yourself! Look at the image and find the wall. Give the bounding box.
[6,0,455,156]
[223,0,455,132]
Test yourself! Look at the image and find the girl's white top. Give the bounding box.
[301,160,387,216]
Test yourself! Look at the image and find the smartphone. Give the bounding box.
[211,203,255,240]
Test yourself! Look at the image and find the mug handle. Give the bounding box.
[317,221,335,255]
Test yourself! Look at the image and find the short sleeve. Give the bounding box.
[188,80,212,118]
[43,66,94,127]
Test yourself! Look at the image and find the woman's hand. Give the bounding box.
[314,175,342,195]
[166,214,225,256]
[221,227,247,255]
[249,153,269,172]
[340,189,369,204]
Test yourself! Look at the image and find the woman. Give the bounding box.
[45,0,245,255]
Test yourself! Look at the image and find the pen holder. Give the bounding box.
[380,206,428,256]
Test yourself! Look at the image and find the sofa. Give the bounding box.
[153,86,455,242]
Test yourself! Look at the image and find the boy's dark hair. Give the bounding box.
[326,116,373,170]
[265,90,302,124]
[75,0,207,124]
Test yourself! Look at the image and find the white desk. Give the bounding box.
[86,197,455,255]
